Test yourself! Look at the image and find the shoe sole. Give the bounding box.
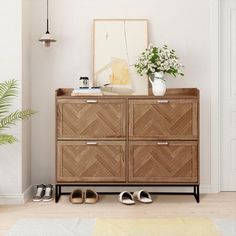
[32,199,42,202]
[42,198,53,202]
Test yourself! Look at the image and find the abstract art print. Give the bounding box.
[93,19,148,95]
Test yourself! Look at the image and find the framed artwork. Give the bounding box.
[93,19,148,95]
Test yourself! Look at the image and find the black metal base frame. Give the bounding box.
[55,184,200,203]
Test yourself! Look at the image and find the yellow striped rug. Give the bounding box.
[93,218,221,236]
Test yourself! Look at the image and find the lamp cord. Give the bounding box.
[46,0,49,33]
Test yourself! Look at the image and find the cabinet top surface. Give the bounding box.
[56,88,199,99]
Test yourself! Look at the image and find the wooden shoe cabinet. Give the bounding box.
[55,88,200,202]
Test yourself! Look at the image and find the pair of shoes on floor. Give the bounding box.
[33,184,53,202]
[119,190,152,205]
[69,189,98,204]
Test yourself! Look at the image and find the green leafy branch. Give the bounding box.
[0,134,17,145]
[0,79,35,145]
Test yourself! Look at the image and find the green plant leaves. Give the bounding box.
[0,79,35,145]
[0,134,17,145]
[0,79,18,119]
[0,109,35,131]
[135,45,184,77]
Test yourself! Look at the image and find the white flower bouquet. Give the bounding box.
[135,44,184,78]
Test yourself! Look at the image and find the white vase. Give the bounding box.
[149,72,166,96]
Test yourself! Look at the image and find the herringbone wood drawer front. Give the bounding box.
[57,99,126,140]
[129,99,198,140]
[57,141,126,182]
[129,141,198,183]
[56,88,200,187]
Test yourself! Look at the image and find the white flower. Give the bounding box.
[135,44,184,77]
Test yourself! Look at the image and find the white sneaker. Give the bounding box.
[42,184,53,202]
[33,184,45,202]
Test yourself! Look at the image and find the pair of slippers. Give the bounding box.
[119,190,152,205]
[69,189,98,204]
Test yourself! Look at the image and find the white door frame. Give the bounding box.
[210,0,221,193]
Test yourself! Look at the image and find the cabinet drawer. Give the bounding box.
[129,141,198,183]
[57,141,126,182]
[57,99,126,140]
[129,99,198,140]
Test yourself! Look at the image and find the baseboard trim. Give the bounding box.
[23,185,33,203]
[200,185,211,193]
[0,185,32,205]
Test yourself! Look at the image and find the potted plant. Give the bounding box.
[135,44,184,96]
[0,80,34,145]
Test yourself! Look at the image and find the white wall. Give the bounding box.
[22,0,32,194]
[0,0,32,204]
[0,0,22,197]
[31,0,212,188]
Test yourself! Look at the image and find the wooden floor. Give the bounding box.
[0,192,235,235]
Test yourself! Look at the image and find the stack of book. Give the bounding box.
[71,87,103,96]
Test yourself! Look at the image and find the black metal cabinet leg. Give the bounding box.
[55,184,61,203]
[59,185,61,196]
[197,185,200,203]
[55,185,57,203]
[194,185,200,203]
[55,185,58,203]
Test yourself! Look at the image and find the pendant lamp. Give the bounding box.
[39,0,56,47]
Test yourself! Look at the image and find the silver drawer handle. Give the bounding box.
[157,100,169,103]
[157,142,169,145]
[86,100,97,103]
[86,141,97,145]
